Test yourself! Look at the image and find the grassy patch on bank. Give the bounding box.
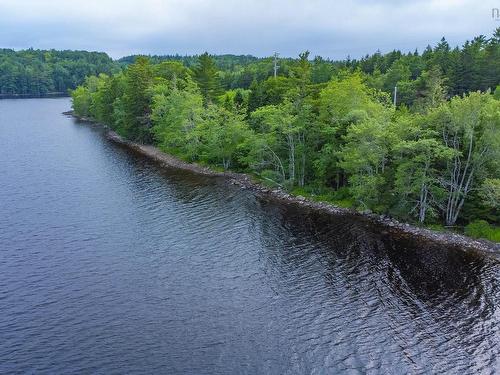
[290,186,354,208]
[464,220,500,242]
[423,221,500,243]
[425,223,446,232]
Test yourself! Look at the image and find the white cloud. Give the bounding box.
[0,0,497,58]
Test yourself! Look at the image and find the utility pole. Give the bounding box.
[393,85,397,107]
[273,52,280,78]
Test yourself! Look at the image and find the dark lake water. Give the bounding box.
[0,98,499,374]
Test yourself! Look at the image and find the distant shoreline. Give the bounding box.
[66,110,500,258]
[0,93,69,100]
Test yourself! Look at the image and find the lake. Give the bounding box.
[0,98,498,374]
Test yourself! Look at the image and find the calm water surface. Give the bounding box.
[0,98,499,374]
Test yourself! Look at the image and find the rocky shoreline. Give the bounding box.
[66,111,499,258]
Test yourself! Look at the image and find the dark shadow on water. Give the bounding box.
[85,121,499,372]
[253,198,498,319]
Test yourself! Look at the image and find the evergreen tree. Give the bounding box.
[193,52,221,105]
[122,56,154,142]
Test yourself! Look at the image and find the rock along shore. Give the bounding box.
[66,111,499,258]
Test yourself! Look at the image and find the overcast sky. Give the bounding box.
[0,0,498,59]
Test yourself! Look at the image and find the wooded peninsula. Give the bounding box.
[65,29,499,242]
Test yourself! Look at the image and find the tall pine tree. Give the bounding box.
[193,52,221,105]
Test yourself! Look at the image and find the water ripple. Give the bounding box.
[0,99,498,374]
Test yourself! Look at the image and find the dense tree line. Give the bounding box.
[0,49,118,96]
[119,53,260,71]
[72,30,500,240]
[120,29,500,97]
[119,53,341,90]
[5,28,499,99]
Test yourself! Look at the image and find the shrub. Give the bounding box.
[465,220,500,242]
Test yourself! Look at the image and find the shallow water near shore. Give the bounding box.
[1,98,499,374]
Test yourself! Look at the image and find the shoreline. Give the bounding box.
[66,111,499,258]
[1,93,69,100]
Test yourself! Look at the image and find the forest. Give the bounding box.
[0,49,118,97]
[71,30,500,241]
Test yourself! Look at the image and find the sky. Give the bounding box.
[0,0,499,60]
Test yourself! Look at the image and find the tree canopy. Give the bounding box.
[0,49,118,97]
[71,29,500,240]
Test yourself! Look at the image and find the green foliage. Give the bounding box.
[0,49,117,96]
[338,117,393,211]
[121,57,154,142]
[319,73,390,126]
[480,178,500,209]
[430,92,500,225]
[194,105,252,169]
[249,102,302,183]
[219,88,250,113]
[192,52,222,105]
[151,77,204,158]
[391,116,452,222]
[290,186,354,207]
[259,170,284,188]
[412,66,447,112]
[92,73,125,125]
[494,85,500,100]
[315,73,392,195]
[154,61,190,81]
[69,30,500,238]
[71,86,92,117]
[426,224,445,232]
[465,220,500,242]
